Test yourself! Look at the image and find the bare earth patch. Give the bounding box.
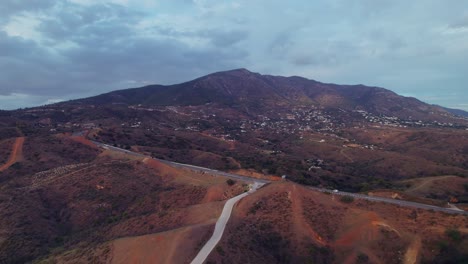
[111,222,214,264]
[0,137,24,172]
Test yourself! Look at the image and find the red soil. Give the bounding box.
[290,184,327,246]
[230,168,282,181]
[111,222,214,264]
[69,135,99,149]
[0,137,24,172]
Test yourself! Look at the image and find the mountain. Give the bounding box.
[1,69,468,263]
[72,68,457,123]
[2,69,468,190]
[442,106,468,117]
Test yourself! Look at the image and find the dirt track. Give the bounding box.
[404,237,421,264]
[290,185,327,246]
[0,137,24,172]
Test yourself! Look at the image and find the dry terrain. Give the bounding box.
[0,137,24,172]
[0,69,467,263]
[207,182,468,264]
[0,134,246,263]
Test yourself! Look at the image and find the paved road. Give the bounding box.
[91,140,268,184]
[191,182,264,264]
[308,187,468,215]
[159,159,271,184]
[91,140,467,216]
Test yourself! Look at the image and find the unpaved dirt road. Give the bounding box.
[0,137,24,172]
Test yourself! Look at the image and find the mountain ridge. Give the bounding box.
[63,68,458,123]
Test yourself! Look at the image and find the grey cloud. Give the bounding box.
[1,0,467,111]
[63,35,247,82]
[450,15,468,29]
[0,31,38,58]
[269,31,295,58]
[291,55,317,66]
[289,40,360,67]
[153,26,248,48]
[200,29,248,47]
[0,0,55,17]
[0,2,249,99]
[38,3,141,43]
[290,54,330,66]
[0,31,61,95]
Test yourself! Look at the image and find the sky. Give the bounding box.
[0,0,467,110]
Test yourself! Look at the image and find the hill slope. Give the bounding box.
[1,69,467,193]
[73,68,457,122]
[0,69,468,262]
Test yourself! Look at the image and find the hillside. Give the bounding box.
[74,69,459,123]
[0,65,467,262]
[1,69,467,194]
[442,107,468,117]
[0,134,247,263]
[208,182,468,264]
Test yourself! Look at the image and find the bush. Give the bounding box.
[445,228,462,243]
[215,245,225,256]
[226,179,236,186]
[356,253,369,263]
[340,195,354,203]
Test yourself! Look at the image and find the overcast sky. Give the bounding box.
[1,0,467,110]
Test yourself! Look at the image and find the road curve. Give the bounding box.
[191,182,263,264]
[90,140,467,215]
[307,187,468,216]
[91,140,269,184]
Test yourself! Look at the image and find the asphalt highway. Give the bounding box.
[92,140,269,183]
[91,140,467,216]
[308,187,468,215]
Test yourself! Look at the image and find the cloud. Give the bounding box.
[449,14,468,29]
[37,2,141,42]
[199,29,248,47]
[0,0,467,111]
[0,0,55,17]
[0,1,248,104]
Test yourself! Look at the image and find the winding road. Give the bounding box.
[307,187,468,215]
[191,182,264,264]
[91,140,468,216]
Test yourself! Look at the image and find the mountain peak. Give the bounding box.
[209,68,258,78]
[73,69,465,124]
[225,68,253,74]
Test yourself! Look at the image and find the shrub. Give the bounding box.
[226,179,236,186]
[340,195,354,203]
[215,245,225,256]
[356,253,369,263]
[445,228,462,243]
